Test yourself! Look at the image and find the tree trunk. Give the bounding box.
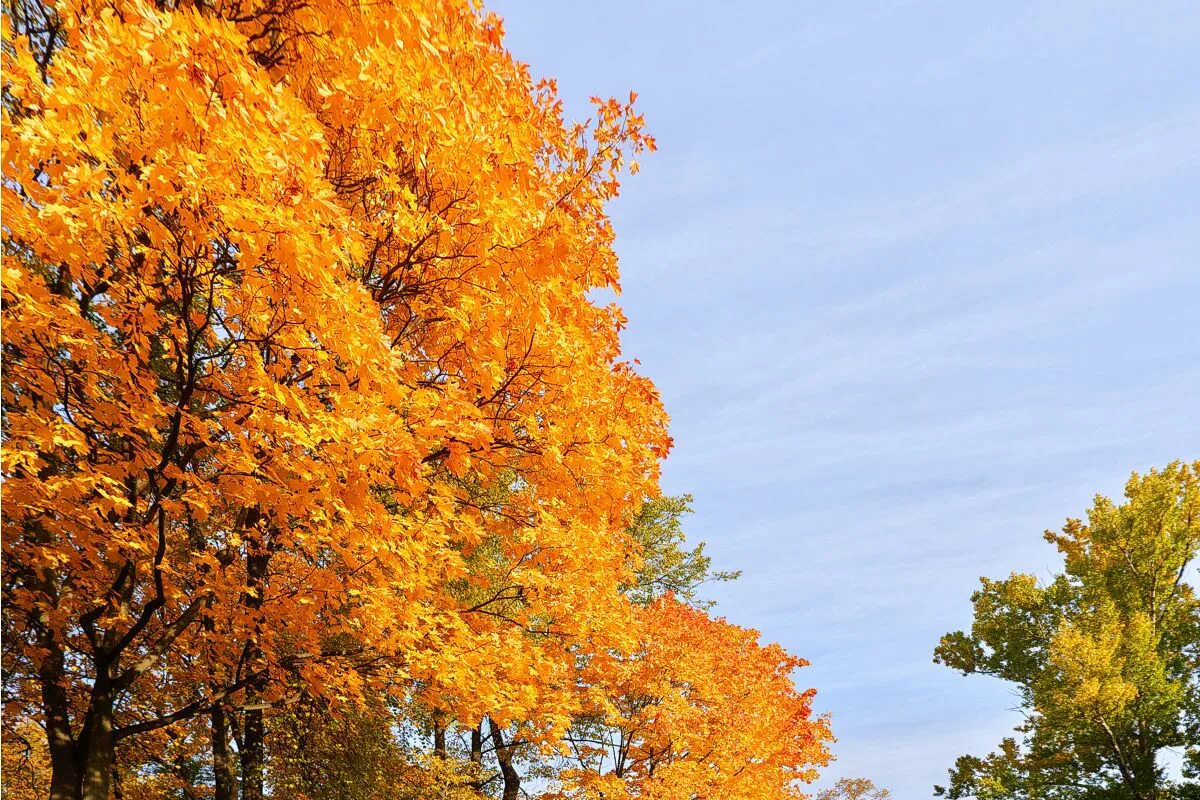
[212,706,238,800]
[240,706,264,800]
[489,719,520,800]
[240,532,269,800]
[77,685,116,800]
[43,645,80,800]
[433,717,447,757]
[469,723,484,791]
[47,761,79,800]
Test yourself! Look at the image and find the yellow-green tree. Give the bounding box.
[816,779,891,800]
[935,461,1200,800]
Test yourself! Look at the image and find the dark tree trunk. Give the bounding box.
[489,719,520,800]
[40,623,115,800]
[42,637,80,800]
[240,529,269,800]
[77,683,117,800]
[469,723,484,791]
[240,706,264,800]
[212,706,238,800]
[433,717,447,757]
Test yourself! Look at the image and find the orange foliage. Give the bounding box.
[559,598,834,800]
[2,0,829,797]
[0,721,53,800]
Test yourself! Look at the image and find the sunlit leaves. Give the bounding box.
[934,461,1200,800]
[3,0,668,793]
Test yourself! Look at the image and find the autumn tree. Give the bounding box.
[2,0,837,798]
[2,0,669,798]
[934,461,1200,800]
[266,692,483,800]
[545,493,828,800]
[816,778,892,800]
[555,597,834,800]
[0,720,54,800]
[257,494,806,800]
[406,493,739,800]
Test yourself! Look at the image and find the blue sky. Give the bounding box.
[491,2,1200,795]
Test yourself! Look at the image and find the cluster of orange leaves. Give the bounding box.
[558,600,832,800]
[1,0,831,796]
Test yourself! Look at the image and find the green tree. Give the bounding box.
[935,461,1200,800]
[624,494,740,608]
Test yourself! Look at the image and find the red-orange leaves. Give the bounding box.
[1,0,826,798]
[560,598,833,800]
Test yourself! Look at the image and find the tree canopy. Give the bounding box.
[935,461,1200,800]
[0,0,833,798]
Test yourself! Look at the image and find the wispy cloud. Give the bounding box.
[619,109,1200,282]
